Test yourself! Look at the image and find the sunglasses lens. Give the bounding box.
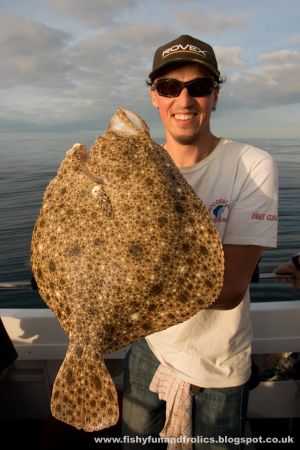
[154,78,215,98]
[188,78,214,97]
[155,79,182,97]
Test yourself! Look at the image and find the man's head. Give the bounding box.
[147,36,221,148]
[148,34,220,83]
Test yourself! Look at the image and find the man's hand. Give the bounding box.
[274,258,300,289]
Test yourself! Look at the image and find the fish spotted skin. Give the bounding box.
[31,108,224,431]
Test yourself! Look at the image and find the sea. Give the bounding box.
[0,134,299,308]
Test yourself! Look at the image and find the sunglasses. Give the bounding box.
[152,77,218,98]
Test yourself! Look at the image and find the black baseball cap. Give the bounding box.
[148,34,220,82]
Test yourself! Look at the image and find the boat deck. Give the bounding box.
[1,360,299,449]
[1,409,299,449]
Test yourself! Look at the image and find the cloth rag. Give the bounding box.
[149,363,193,450]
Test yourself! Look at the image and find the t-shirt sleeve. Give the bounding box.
[223,155,278,247]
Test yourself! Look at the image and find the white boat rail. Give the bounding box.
[1,300,300,360]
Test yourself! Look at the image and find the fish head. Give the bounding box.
[106,108,150,136]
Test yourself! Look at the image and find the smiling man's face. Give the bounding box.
[150,63,219,146]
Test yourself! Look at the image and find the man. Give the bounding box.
[122,35,278,449]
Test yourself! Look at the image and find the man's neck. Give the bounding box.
[164,134,221,168]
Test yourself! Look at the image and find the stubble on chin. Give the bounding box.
[173,132,200,145]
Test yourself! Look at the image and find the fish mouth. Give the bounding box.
[108,108,150,135]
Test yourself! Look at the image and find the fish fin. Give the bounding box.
[59,143,107,185]
[51,344,119,432]
[54,143,87,178]
[65,143,87,164]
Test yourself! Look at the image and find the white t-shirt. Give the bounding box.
[146,138,278,388]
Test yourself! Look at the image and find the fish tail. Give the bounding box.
[51,343,119,432]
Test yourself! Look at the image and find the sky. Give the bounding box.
[1,0,300,140]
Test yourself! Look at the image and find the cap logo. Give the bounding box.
[162,44,208,59]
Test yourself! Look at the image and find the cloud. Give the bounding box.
[1,9,299,136]
[0,14,74,89]
[174,11,249,34]
[48,0,140,28]
[0,21,172,132]
[222,49,300,109]
[287,33,300,45]
[214,46,246,77]
[64,23,173,114]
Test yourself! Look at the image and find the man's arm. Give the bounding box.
[209,244,263,310]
